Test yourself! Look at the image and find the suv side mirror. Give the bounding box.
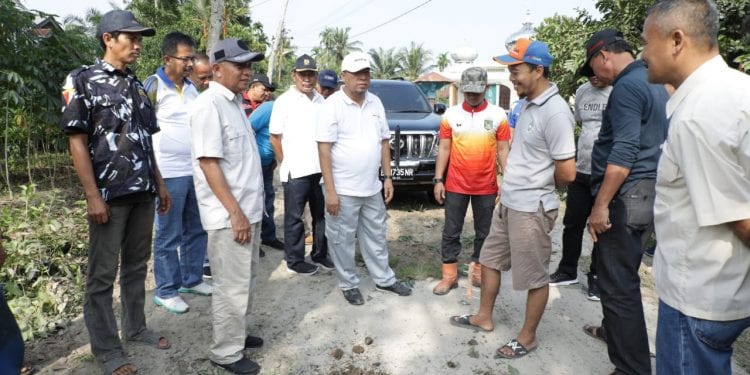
[434,103,446,115]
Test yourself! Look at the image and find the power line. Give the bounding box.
[350,0,433,38]
[250,0,275,9]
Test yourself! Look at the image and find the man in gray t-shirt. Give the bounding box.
[449,39,576,359]
[549,76,611,302]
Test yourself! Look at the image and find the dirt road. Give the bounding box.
[25,193,749,375]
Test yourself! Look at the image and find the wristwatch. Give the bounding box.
[432,177,444,184]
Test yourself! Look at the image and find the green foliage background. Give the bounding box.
[536,0,750,99]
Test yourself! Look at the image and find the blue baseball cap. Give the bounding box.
[318,69,338,89]
[493,38,553,68]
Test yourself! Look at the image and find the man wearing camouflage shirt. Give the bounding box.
[60,10,171,375]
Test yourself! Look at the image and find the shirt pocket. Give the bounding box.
[223,127,247,158]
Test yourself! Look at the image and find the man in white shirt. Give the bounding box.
[270,54,333,275]
[642,1,750,373]
[190,38,265,375]
[317,52,412,305]
[145,31,212,315]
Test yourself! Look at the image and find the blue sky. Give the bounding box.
[23,0,600,63]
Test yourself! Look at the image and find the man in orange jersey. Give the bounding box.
[432,67,510,295]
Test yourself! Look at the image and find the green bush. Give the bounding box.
[1,184,88,340]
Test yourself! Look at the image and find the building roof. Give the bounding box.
[414,71,452,83]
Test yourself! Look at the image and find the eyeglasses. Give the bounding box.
[169,55,195,63]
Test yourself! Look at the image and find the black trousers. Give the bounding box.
[440,191,496,263]
[597,179,655,375]
[282,173,327,266]
[557,172,598,276]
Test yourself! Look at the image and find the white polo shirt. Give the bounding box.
[145,68,200,178]
[316,90,390,197]
[653,55,750,321]
[268,86,324,182]
[190,81,264,230]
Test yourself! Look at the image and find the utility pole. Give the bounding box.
[208,0,224,53]
[266,0,290,84]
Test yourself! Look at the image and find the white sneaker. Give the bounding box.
[153,295,189,314]
[178,282,213,296]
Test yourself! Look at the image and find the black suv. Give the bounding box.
[369,79,446,200]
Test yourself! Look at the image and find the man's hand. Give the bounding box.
[383,178,394,204]
[326,190,340,216]
[156,182,172,216]
[87,194,111,224]
[587,205,612,242]
[434,182,446,204]
[230,211,252,244]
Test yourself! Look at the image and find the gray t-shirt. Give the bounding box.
[501,83,576,212]
[574,82,611,174]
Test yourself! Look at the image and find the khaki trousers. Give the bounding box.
[207,223,261,364]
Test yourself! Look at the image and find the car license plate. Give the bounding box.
[380,167,414,180]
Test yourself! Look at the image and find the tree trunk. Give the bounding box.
[207,0,224,54]
[4,97,13,199]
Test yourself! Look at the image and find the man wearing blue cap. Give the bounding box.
[190,38,265,375]
[581,28,669,375]
[317,69,339,99]
[60,9,171,375]
[449,38,576,359]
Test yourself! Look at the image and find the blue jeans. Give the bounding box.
[261,163,278,242]
[657,300,750,375]
[0,284,23,374]
[153,176,207,298]
[282,173,327,266]
[596,179,655,375]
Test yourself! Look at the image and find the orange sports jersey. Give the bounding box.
[439,100,510,195]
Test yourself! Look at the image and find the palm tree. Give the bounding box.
[436,52,451,72]
[313,27,362,71]
[62,7,102,36]
[399,42,432,81]
[368,47,401,79]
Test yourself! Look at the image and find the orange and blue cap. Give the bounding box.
[494,38,553,68]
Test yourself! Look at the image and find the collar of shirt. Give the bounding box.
[95,58,134,77]
[286,85,324,103]
[208,81,241,102]
[528,83,560,107]
[613,60,646,86]
[461,99,488,113]
[156,66,192,90]
[666,55,725,118]
[339,90,373,107]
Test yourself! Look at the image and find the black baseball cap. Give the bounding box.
[294,54,317,72]
[251,73,275,91]
[96,10,155,38]
[210,38,265,65]
[578,29,630,77]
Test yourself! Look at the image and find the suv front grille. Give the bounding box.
[389,132,438,160]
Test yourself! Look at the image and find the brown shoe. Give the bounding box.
[304,233,313,245]
[433,263,459,295]
[470,262,482,288]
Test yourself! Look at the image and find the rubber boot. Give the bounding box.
[433,263,459,295]
[471,262,482,288]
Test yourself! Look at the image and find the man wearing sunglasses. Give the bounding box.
[190,38,265,375]
[145,32,213,315]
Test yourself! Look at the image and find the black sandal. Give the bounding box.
[583,324,607,343]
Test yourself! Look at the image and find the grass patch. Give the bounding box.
[71,353,95,364]
[395,260,441,281]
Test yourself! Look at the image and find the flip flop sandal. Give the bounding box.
[583,324,607,343]
[102,356,137,375]
[448,314,493,332]
[495,338,537,359]
[126,330,171,350]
